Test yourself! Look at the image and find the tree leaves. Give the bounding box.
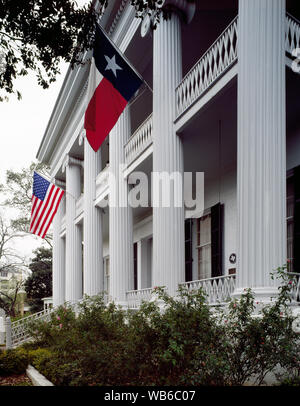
[0,0,168,101]
[25,246,52,313]
[0,0,99,100]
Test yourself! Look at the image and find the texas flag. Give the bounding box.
[84,25,143,152]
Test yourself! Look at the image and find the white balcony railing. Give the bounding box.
[286,13,300,57]
[126,287,153,309]
[180,274,236,305]
[126,275,236,309]
[96,164,110,198]
[176,16,238,119]
[175,13,300,121]
[124,114,153,166]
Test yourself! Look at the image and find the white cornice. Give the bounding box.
[36,56,90,165]
[37,0,141,177]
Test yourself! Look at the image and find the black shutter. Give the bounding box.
[211,203,223,277]
[133,242,138,290]
[294,166,300,273]
[185,218,193,282]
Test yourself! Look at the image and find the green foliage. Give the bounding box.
[278,375,300,386]
[28,348,53,371]
[25,247,52,313]
[0,348,29,375]
[0,0,171,102]
[0,0,97,101]
[25,268,300,386]
[0,346,55,379]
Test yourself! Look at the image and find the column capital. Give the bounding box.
[141,0,195,37]
[158,0,195,24]
[62,154,84,173]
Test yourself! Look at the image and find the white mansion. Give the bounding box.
[37,0,300,309]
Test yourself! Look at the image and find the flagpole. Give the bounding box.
[127,83,150,108]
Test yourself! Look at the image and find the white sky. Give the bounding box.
[0,63,69,262]
[0,1,90,264]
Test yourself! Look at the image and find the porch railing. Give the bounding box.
[180,274,236,305]
[175,16,238,119]
[10,307,53,348]
[175,13,300,121]
[126,287,153,309]
[285,13,300,57]
[124,114,153,166]
[96,164,110,197]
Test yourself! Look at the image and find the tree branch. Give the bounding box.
[0,31,23,42]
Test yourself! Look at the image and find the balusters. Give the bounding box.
[176,17,238,118]
[286,14,300,56]
[124,114,153,165]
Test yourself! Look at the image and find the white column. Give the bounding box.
[109,107,134,304]
[152,11,185,296]
[83,135,104,296]
[63,156,83,303]
[235,0,286,300]
[52,185,65,307]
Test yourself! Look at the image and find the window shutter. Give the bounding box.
[294,166,300,272]
[211,203,223,277]
[185,218,193,282]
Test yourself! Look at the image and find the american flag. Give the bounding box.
[30,172,64,239]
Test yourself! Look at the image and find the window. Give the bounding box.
[186,203,223,282]
[197,214,212,280]
[0,270,8,278]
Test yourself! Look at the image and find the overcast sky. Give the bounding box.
[0,1,90,263]
[0,0,88,183]
[0,64,68,183]
[0,63,69,261]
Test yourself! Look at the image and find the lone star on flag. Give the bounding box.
[104,54,122,77]
[84,24,143,152]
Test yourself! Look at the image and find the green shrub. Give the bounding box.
[0,348,29,375]
[278,375,300,386]
[25,268,300,386]
[28,348,53,370]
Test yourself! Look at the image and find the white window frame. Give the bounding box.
[196,212,212,280]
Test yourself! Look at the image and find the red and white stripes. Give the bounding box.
[30,184,64,239]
